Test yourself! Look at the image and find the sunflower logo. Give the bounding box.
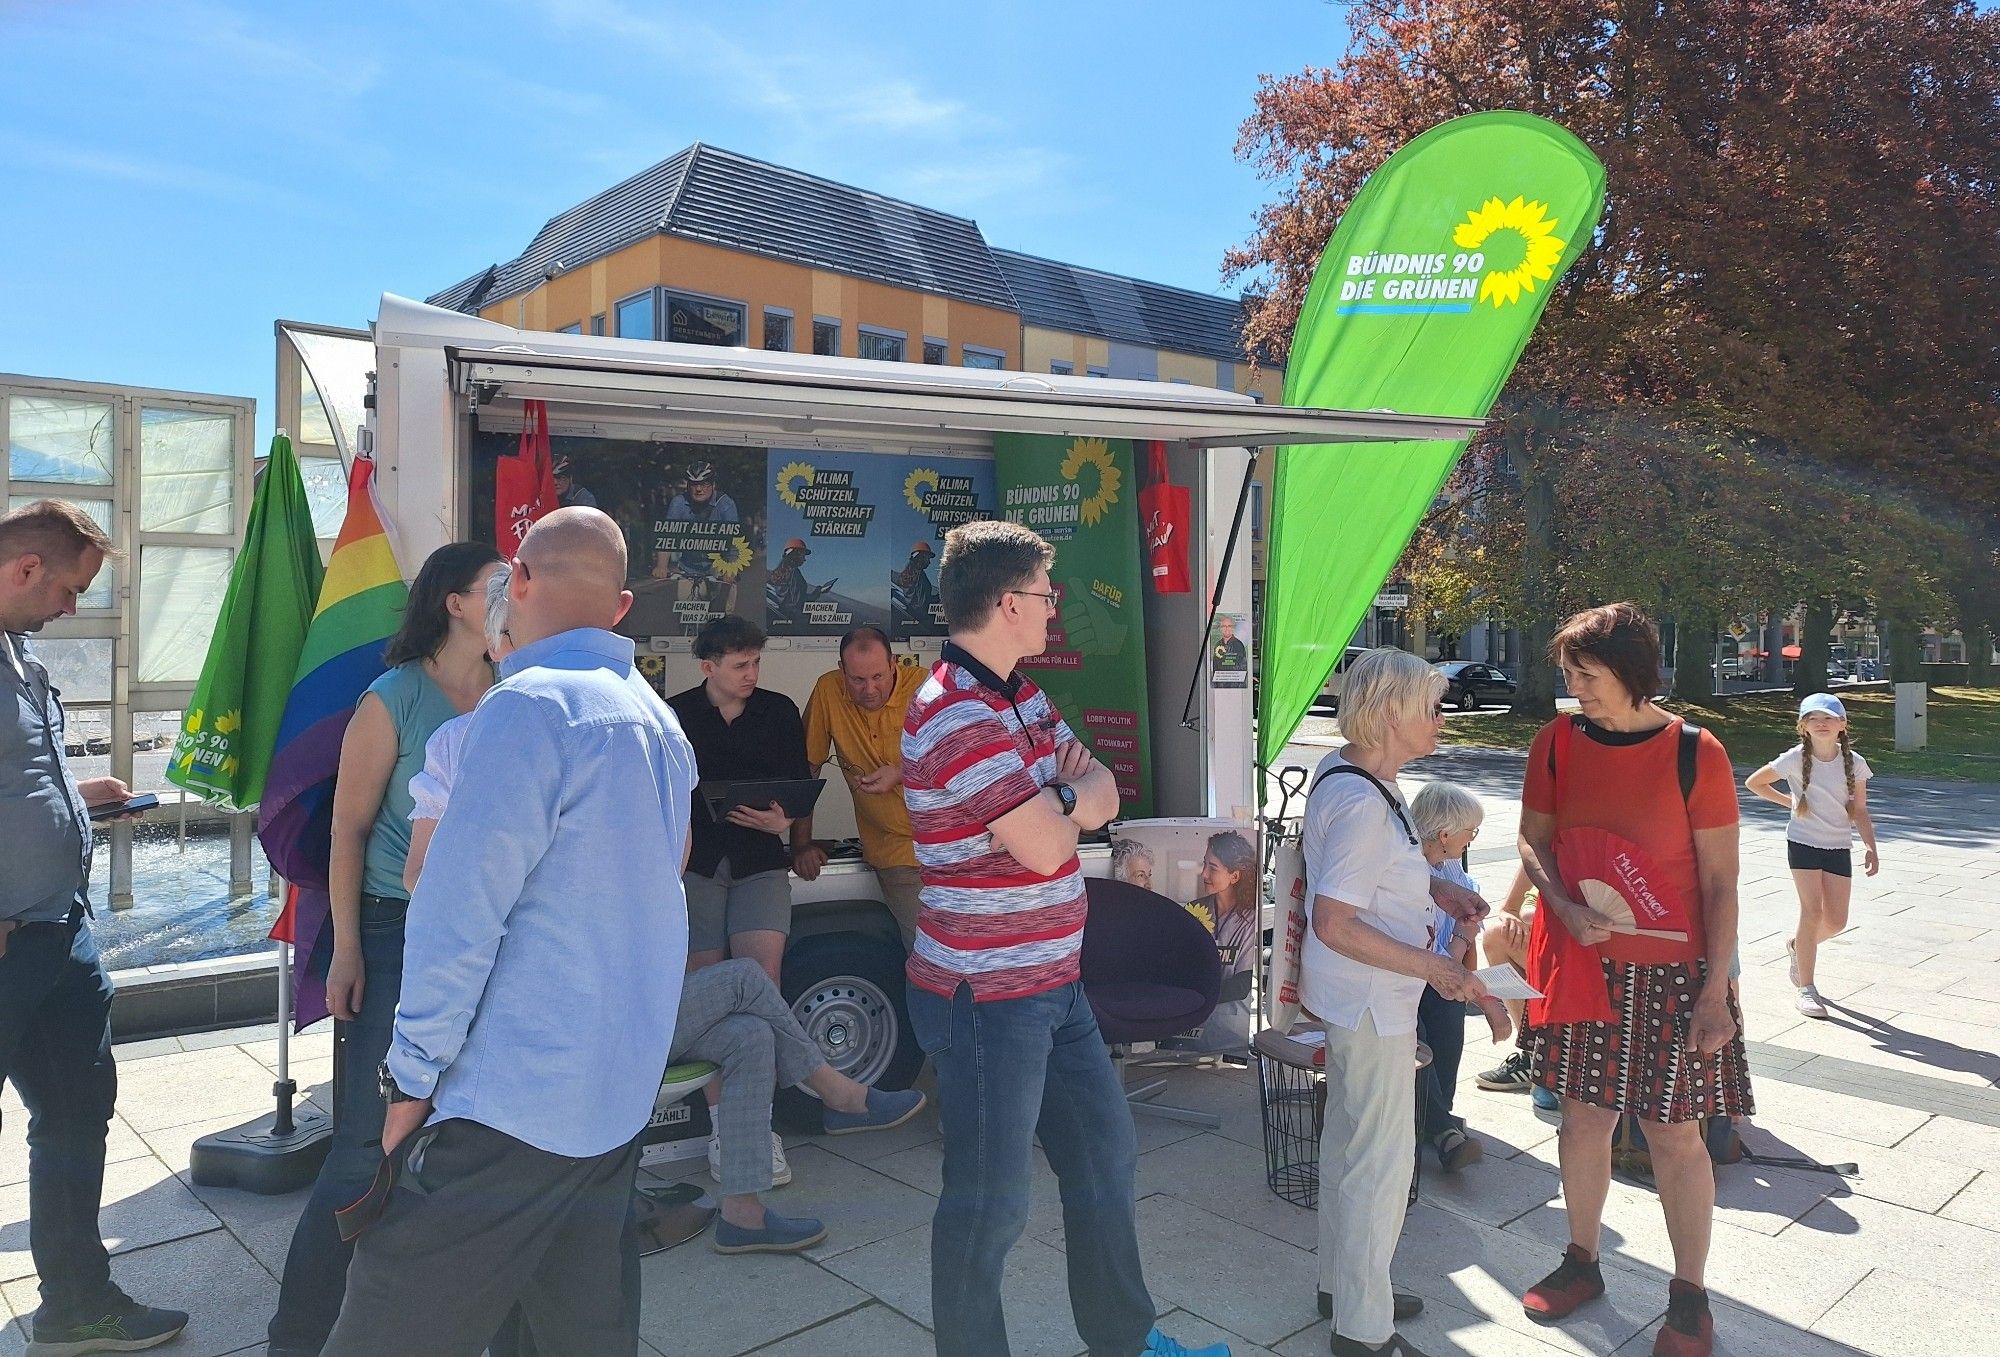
[1059,438,1122,526]
[903,467,940,513]
[1452,196,1567,308]
[776,460,815,509]
[709,536,753,579]
[1183,899,1216,933]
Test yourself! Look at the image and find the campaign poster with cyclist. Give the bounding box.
[886,452,997,640]
[764,450,891,637]
[623,445,767,636]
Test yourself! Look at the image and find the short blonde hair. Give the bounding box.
[1339,647,1446,750]
[1411,781,1483,844]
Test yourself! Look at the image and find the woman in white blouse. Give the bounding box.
[1301,648,1489,1357]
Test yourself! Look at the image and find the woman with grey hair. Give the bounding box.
[1408,782,1511,1174]
[1109,837,1155,892]
[1300,648,1488,1357]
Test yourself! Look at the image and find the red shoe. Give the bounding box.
[1523,1244,1605,1322]
[1652,1279,1714,1357]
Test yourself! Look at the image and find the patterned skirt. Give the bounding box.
[1521,958,1754,1124]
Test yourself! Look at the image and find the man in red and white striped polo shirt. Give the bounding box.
[902,519,1227,1357]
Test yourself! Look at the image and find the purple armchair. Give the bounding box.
[1080,877,1224,1127]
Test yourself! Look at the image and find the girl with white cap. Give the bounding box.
[1745,693,1881,1017]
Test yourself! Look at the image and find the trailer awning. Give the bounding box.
[450,348,1483,449]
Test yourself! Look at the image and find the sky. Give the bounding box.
[0,0,1349,447]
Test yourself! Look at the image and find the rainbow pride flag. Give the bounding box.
[257,455,407,1026]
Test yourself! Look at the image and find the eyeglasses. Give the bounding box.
[1008,589,1060,611]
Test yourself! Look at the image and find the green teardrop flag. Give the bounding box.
[167,434,326,811]
[1258,111,1605,768]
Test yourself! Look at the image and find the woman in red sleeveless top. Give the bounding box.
[1514,604,1752,1357]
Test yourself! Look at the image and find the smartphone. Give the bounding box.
[88,793,159,822]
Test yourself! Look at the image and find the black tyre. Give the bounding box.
[775,931,922,1131]
[1458,688,1478,711]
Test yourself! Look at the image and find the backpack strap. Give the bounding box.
[1308,763,1419,848]
[1678,721,1703,805]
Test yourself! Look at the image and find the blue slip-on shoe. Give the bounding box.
[28,1302,188,1355]
[821,1086,926,1136]
[1531,1084,1560,1113]
[1144,1327,1232,1356]
[711,1210,828,1254]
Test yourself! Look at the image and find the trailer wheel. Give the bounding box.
[776,932,921,1130]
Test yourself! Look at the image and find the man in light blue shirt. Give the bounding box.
[325,508,696,1357]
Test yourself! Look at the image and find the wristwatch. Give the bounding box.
[1053,782,1078,818]
[377,1060,420,1104]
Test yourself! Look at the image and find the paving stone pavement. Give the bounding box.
[2,744,1994,1355]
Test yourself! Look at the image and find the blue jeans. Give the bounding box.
[268,897,406,1355]
[1416,984,1466,1141]
[0,915,123,1330]
[907,980,1155,1357]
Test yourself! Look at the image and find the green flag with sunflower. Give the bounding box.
[167,434,326,811]
[1258,110,1606,767]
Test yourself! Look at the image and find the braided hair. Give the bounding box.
[1795,722,1858,813]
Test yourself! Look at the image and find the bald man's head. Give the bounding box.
[509,507,633,643]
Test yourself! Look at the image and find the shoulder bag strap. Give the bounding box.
[1308,763,1419,848]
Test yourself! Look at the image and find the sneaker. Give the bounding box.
[1531,1084,1561,1113]
[1144,1328,1231,1356]
[1318,1290,1424,1322]
[1651,1279,1714,1357]
[821,1086,926,1136]
[1433,1127,1484,1172]
[707,1131,793,1188]
[1796,986,1828,1019]
[1330,1337,1430,1356]
[27,1302,188,1355]
[711,1208,827,1254]
[1476,1051,1534,1092]
[1786,938,1800,988]
[1522,1244,1605,1322]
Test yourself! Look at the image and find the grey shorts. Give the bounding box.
[684,862,793,952]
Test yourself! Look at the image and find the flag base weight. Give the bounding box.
[189,1102,332,1195]
[188,931,331,1194]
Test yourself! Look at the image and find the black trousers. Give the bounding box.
[322,1119,642,1357]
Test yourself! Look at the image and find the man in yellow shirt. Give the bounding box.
[795,626,927,945]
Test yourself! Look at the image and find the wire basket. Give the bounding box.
[1254,1028,1324,1209]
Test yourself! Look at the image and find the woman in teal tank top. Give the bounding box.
[267,541,503,1356]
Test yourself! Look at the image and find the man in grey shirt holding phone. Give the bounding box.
[0,499,187,1355]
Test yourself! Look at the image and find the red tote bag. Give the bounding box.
[495,399,558,552]
[1139,441,1192,594]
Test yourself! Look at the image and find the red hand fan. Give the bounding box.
[1552,826,1691,942]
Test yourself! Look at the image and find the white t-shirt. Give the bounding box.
[407,712,474,822]
[1298,748,1435,1035]
[1759,743,1872,850]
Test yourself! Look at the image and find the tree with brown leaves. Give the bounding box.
[1232,0,2000,712]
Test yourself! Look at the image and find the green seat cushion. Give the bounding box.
[661,1060,719,1086]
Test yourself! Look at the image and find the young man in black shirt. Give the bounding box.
[667,614,811,987]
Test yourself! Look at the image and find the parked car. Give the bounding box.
[1435,660,1517,710]
[1316,646,1372,711]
